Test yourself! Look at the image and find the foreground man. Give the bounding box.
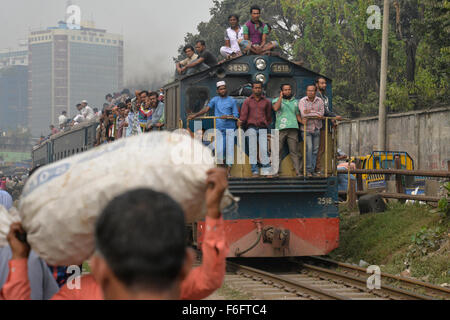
[1,169,229,300]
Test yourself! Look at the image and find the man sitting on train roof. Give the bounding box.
[175,45,199,78]
[220,14,245,58]
[187,81,239,175]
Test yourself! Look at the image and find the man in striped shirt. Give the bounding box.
[298,85,325,176]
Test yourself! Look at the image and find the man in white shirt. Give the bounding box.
[220,14,244,58]
[80,100,95,121]
[58,111,68,129]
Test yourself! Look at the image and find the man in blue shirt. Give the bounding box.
[0,180,13,211]
[188,81,239,173]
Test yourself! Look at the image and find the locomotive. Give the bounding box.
[32,54,340,258]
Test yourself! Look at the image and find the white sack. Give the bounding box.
[19,131,234,266]
[0,206,21,248]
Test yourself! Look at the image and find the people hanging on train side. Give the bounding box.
[272,84,303,177]
[240,81,273,176]
[243,5,269,55]
[147,91,165,131]
[220,14,244,58]
[105,94,115,108]
[137,91,154,133]
[187,81,239,175]
[116,103,129,139]
[314,77,342,176]
[175,45,199,78]
[0,168,229,301]
[298,85,325,177]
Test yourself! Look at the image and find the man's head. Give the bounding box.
[62,111,67,116]
[76,103,83,112]
[252,81,263,97]
[105,94,113,103]
[228,14,239,28]
[81,100,88,108]
[139,91,150,106]
[216,81,227,97]
[49,125,54,130]
[117,103,127,116]
[183,45,195,58]
[91,189,192,300]
[306,84,317,100]
[93,107,99,114]
[126,98,132,110]
[280,84,293,100]
[250,5,261,22]
[195,40,206,54]
[148,92,159,108]
[315,77,327,92]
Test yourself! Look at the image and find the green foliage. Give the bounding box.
[406,226,445,266]
[438,183,450,217]
[178,0,449,117]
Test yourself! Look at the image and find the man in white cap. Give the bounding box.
[80,100,95,121]
[187,81,239,174]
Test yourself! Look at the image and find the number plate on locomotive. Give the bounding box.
[227,63,249,73]
[271,63,291,73]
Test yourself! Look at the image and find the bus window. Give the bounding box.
[185,87,210,114]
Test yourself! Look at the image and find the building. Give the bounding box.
[28,21,123,136]
[0,66,29,130]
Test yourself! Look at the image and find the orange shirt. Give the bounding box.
[0,216,228,300]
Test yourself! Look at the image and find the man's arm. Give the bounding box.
[272,92,283,112]
[187,106,211,121]
[180,168,229,300]
[0,223,31,300]
[239,99,249,127]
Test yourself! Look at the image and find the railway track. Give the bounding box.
[300,256,450,300]
[225,258,449,300]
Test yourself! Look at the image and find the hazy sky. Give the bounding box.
[0,0,214,86]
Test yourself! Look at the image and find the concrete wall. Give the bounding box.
[338,107,450,171]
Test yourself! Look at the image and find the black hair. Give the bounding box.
[93,108,99,113]
[118,102,127,109]
[252,81,263,88]
[140,90,149,97]
[250,5,261,14]
[280,83,292,90]
[76,103,82,108]
[62,111,67,115]
[121,89,130,95]
[315,76,327,84]
[148,91,159,98]
[105,94,113,100]
[95,189,186,292]
[306,84,317,91]
[125,98,132,104]
[228,14,240,22]
[183,45,194,53]
[196,40,206,46]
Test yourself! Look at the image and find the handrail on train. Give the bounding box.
[187,116,342,176]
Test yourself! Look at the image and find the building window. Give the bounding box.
[113,40,117,44]
[77,36,81,40]
[83,37,87,41]
[107,39,111,43]
[89,37,93,42]
[72,36,75,40]
[101,39,105,43]
[96,38,99,42]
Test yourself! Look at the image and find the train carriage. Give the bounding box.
[164,54,340,257]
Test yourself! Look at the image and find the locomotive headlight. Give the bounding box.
[255,73,266,83]
[255,58,267,71]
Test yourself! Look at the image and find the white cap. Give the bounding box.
[216,81,226,88]
[82,100,88,104]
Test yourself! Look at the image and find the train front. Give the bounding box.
[169,54,340,257]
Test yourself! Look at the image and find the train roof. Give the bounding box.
[164,54,332,88]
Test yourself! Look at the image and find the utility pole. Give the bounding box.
[378,0,390,151]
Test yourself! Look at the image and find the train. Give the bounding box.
[32,54,340,258]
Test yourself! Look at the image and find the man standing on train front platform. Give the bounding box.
[187,81,239,176]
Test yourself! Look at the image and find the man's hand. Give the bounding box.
[187,114,196,121]
[205,168,228,219]
[7,222,30,260]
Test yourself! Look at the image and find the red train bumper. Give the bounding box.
[197,218,339,257]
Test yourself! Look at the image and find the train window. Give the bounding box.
[266,77,297,99]
[72,149,75,155]
[185,87,209,114]
[64,151,66,158]
[76,148,79,153]
[226,77,252,97]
